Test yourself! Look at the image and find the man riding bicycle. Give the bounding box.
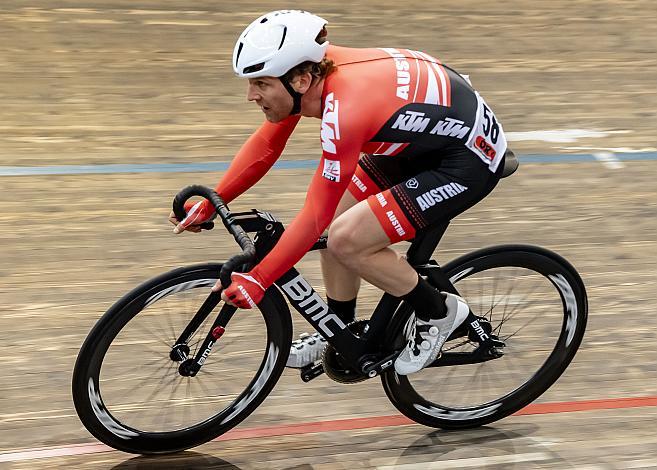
[170,10,508,375]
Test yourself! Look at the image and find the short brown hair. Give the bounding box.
[282,26,337,82]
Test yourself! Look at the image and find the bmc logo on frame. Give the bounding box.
[281,275,346,338]
[321,92,340,154]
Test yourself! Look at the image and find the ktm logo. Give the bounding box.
[392,110,430,133]
[430,118,471,139]
[321,93,340,154]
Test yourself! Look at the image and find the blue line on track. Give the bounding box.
[1,152,656,176]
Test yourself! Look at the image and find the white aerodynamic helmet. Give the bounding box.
[233,10,328,78]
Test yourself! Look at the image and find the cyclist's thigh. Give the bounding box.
[367,146,504,243]
[334,188,358,222]
[330,198,392,252]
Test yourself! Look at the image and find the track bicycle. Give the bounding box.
[72,153,587,454]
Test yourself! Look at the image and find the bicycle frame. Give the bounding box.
[235,209,472,375]
[173,207,501,379]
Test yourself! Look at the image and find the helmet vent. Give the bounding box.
[243,62,265,74]
[260,17,268,23]
[278,26,287,50]
[235,42,244,63]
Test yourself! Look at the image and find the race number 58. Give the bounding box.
[481,104,499,144]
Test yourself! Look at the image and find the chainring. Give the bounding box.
[322,320,370,384]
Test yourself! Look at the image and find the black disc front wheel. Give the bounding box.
[382,245,587,429]
[72,263,292,454]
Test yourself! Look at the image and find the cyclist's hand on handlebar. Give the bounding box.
[170,199,216,234]
[212,272,265,309]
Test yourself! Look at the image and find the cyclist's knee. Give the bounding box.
[326,219,362,267]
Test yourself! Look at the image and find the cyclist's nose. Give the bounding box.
[246,84,261,102]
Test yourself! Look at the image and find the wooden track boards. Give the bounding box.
[1,1,657,467]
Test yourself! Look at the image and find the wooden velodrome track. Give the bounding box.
[1,1,656,468]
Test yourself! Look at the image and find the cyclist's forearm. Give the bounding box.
[214,143,279,203]
[251,168,350,287]
[215,116,300,203]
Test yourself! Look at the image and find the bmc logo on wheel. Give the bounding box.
[470,319,489,341]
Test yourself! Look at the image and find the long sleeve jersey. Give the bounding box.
[214,45,507,288]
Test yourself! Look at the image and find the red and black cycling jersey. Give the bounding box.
[215,45,507,288]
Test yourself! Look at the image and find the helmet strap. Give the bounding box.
[279,78,303,115]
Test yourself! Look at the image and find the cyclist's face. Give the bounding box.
[246,77,292,122]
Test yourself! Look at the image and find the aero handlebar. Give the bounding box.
[172,185,256,288]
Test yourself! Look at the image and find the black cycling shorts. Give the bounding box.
[347,145,504,242]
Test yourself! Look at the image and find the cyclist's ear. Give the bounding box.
[290,72,313,94]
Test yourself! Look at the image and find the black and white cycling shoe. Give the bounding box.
[286,332,327,368]
[394,292,470,375]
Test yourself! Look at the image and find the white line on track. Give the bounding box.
[593,151,624,169]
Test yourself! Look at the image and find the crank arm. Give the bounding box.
[428,343,504,368]
[360,351,400,378]
[300,362,325,382]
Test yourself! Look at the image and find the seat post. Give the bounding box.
[405,222,449,266]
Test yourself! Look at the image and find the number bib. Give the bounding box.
[466,92,507,172]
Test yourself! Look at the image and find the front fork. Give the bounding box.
[168,211,282,377]
[170,291,237,377]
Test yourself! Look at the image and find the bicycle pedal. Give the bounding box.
[300,362,324,382]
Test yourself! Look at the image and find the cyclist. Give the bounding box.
[169,10,507,375]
